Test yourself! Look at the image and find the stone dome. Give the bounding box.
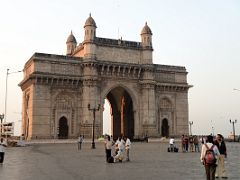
[84,13,97,28]
[66,31,77,43]
[141,22,152,35]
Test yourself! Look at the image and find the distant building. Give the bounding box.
[19,14,192,140]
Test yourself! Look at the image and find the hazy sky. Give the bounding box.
[0,0,239,137]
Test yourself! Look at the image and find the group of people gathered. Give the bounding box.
[181,134,200,152]
[104,135,131,163]
[170,134,227,179]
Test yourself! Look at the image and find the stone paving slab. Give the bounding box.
[0,142,239,180]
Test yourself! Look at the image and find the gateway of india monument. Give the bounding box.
[19,14,192,140]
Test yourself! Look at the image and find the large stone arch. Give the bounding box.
[101,83,138,140]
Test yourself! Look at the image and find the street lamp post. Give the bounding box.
[4,69,22,123]
[212,126,215,136]
[88,103,100,149]
[0,114,4,137]
[189,121,193,135]
[230,119,237,142]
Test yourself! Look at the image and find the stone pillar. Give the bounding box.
[81,64,100,138]
[141,82,156,135]
[32,84,51,139]
[175,92,189,135]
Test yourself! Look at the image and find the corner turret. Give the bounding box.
[84,13,97,41]
[83,13,97,59]
[140,22,153,64]
[66,31,77,56]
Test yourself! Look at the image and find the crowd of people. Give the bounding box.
[169,134,228,179]
[0,132,229,180]
[104,135,131,163]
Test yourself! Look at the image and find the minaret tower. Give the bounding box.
[66,31,77,56]
[83,13,97,59]
[140,22,153,64]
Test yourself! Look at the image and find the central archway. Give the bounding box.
[104,86,134,140]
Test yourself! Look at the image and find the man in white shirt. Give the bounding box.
[0,138,7,164]
[169,137,175,152]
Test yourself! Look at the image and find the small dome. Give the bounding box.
[141,22,152,35]
[84,13,97,28]
[66,31,77,43]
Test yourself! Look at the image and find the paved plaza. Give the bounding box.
[0,141,239,180]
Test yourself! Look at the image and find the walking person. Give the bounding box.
[214,134,228,178]
[200,135,220,180]
[78,135,84,150]
[124,136,131,161]
[0,138,7,164]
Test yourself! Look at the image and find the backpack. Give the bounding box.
[204,144,216,165]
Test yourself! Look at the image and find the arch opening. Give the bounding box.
[161,118,169,138]
[103,86,134,140]
[58,116,68,139]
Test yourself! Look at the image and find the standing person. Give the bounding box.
[193,135,200,152]
[105,135,112,162]
[184,136,189,152]
[78,135,84,150]
[189,136,194,152]
[181,135,186,152]
[214,134,227,178]
[200,135,220,180]
[124,136,131,161]
[0,138,7,164]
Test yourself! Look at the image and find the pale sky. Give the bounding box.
[0,0,240,137]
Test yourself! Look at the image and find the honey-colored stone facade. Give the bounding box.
[19,15,192,140]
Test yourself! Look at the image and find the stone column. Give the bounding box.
[140,81,156,136]
[81,64,100,138]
